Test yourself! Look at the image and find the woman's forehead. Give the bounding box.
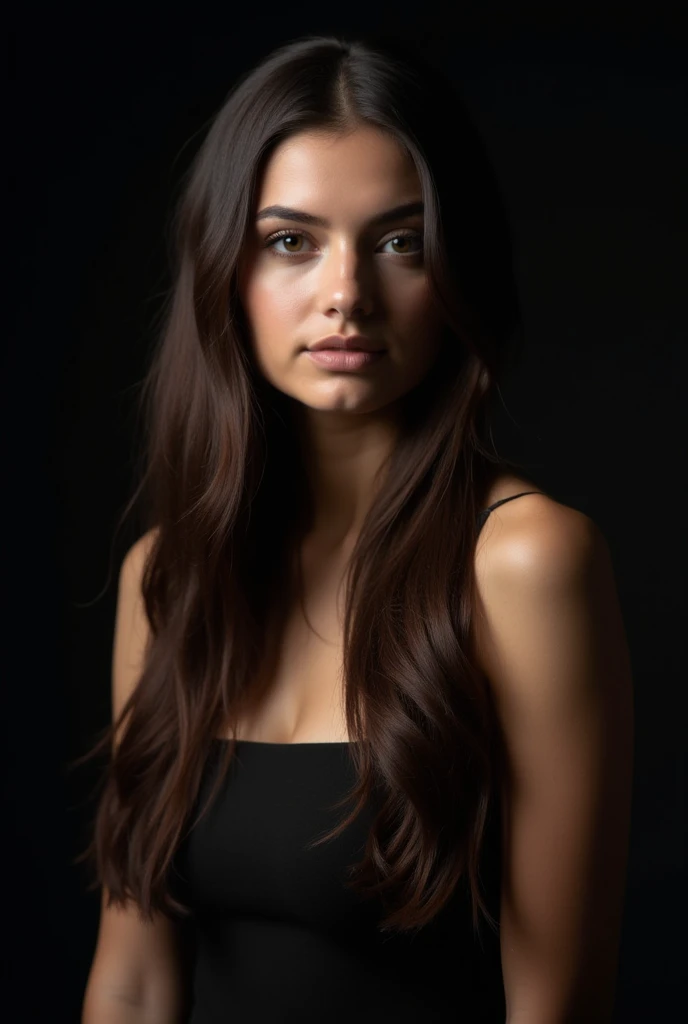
[253,129,421,219]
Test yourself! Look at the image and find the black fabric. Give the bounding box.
[174,743,504,1023]
[172,495,544,1022]
[476,491,542,532]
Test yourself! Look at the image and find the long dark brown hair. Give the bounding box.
[71,31,535,939]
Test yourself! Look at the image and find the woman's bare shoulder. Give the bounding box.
[476,474,593,575]
[123,527,160,576]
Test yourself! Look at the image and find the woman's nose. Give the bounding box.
[320,245,375,318]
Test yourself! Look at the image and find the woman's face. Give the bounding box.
[237,125,446,416]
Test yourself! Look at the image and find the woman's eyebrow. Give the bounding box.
[255,200,424,227]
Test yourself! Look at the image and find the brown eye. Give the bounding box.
[382,233,423,256]
[279,234,304,252]
[264,230,312,256]
[390,236,411,254]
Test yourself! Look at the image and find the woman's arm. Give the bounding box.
[82,533,191,1024]
[473,498,634,1023]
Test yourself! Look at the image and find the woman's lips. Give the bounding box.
[304,349,386,371]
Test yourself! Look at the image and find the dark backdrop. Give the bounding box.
[7,2,685,1021]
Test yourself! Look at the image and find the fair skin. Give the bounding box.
[473,499,633,1021]
[237,124,446,551]
[237,125,634,1021]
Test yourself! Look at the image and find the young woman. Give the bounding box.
[79,32,633,1024]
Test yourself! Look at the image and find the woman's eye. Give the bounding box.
[263,230,423,258]
[381,233,423,256]
[268,232,313,256]
[265,231,313,256]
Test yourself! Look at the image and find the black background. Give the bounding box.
[7,2,686,1021]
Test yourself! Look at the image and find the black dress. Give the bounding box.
[173,492,542,1023]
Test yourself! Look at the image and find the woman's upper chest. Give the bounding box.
[228,539,352,744]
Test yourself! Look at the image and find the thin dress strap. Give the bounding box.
[476,491,542,531]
